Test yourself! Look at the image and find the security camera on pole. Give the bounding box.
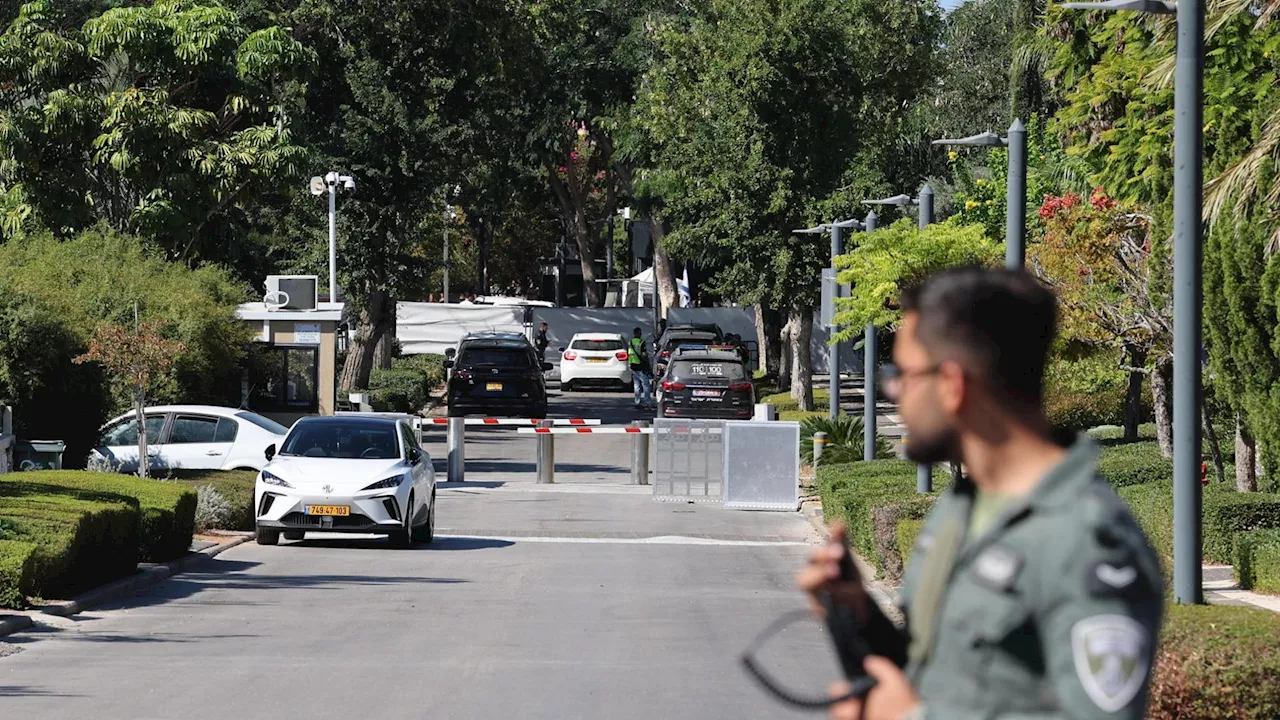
[310,172,356,303]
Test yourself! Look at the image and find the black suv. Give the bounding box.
[445,338,551,418]
[657,346,755,419]
[655,324,723,376]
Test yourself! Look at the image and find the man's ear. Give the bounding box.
[936,360,967,415]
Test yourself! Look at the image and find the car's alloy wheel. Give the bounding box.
[413,493,435,544]
[255,527,279,546]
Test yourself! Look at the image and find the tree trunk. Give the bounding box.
[338,288,394,394]
[779,314,793,392]
[134,389,148,478]
[789,304,814,411]
[1123,343,1147,443]
[764,306,783,376]
[649,215,679,318]
[753,303,770,373]
[1203,391,1225,484]
[1236,416,1258,492]
[1150,355,1173,458]
[373,303,396,371]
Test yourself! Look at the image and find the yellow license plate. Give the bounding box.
[486,382,503,391]
[305,505,350,516]
[586,358,608,363]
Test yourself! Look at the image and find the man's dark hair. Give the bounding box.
[540,322,548,328]
[899,267,1057,408]
[633,327,642,337]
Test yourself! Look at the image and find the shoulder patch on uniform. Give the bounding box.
[1071,614,1150,713]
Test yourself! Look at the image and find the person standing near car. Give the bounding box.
[535,322,550,362]
[797,267,1162,720]
[628,327,653,409]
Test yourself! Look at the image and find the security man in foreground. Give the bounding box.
[799,268,1163,720]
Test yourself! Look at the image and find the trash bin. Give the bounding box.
[15,440,66,471]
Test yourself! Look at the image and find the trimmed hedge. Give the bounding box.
[896,519,925,574]
[1234,529,1280,595]
[8,471,196,562]
[1148,604,1280,719]
[166,470,256,531]
[817,460,946,574]
[1119,481,1280,564]
[0,480,140,604]
[0,540,36,608]
[1096,441,1172,488]
[369,368,428,413]
[760,388,830,413]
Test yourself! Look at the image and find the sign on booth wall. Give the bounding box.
[294,323,322,345]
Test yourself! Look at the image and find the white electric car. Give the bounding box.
[558,333,632,391]
[253,415,436,548]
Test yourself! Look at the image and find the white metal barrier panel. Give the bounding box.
[722,421,800,511]
[653,419,724,503]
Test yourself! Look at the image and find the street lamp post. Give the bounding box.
[443,204,456,303]
[932,121,1027,269]
[863,210,879,461]
[795,220,862,420]
[1061,0,1200,604]
[865,185,935,492]
[310,172,356,302]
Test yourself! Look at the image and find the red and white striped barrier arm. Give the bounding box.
[419,418,601,426]
[516,426,654,435]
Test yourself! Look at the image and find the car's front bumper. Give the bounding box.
[659,404,753,420]
[255,488,407,534]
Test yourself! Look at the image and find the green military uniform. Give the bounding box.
[863,437,1164,719]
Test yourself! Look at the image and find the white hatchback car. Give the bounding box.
[92,405,289,474]
[559,333,632,391]
[253,415,436,547]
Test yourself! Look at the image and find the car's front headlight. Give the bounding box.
[260,470,293,488]
[362,473,409,491]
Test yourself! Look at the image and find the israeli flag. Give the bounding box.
[678,267,692,307]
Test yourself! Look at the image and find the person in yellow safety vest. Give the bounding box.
[628,327,653,409]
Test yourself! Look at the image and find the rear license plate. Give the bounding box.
[586,358,608,363]
[693,389,722,398]
[486,382,503,391]
[305,505,350,516]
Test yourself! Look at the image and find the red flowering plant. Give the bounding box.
[551,122,611,205]
[1030,187,1166,352]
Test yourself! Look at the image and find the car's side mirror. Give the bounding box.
[542,362,553,371]
[444,347,456,358]
[443,359,454,369]
[407,448,420,464]
[265,444,276,462]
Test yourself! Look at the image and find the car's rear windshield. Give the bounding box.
[571,338,625,351]
[279,421,401,459]
[460,346,532,368]
[672,359,746,381]
[236,411,289,436]
[666,336,717,351]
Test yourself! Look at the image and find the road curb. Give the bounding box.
[0,533,252,635]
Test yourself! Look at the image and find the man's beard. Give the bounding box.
[904,425,959,465]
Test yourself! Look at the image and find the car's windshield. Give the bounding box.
[672,359,746,381]
[459,347,532,368]
[278,421,401,459]
[235,411,289,436]
[570,338,625,351]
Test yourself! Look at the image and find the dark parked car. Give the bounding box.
[657,347,755,419]
[655,324,724,376]
[444,338,551,418]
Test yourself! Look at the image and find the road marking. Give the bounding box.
[435,534,810,547]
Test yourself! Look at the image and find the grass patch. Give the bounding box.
[760,388,830,413]
[8,471,195,562]
[1149,604,1280,719]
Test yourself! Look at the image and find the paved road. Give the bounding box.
[0,387,828,719]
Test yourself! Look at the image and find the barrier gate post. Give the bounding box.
[536,419,555,484]
[630,419,650,485]
[447,417,465,483]
[813,431,828,467]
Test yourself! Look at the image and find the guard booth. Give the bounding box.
[236,276,344,427]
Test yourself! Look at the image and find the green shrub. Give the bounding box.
[1234,529,1280,594]
[870,497,935,584]
[760,388,830,413]
[897,519,925,572]
[817,460,946,574]
[1148,604,1280,719]
[392,354,446,390]
[1097,441,1171,487]
[165,470,256,531]
[800,413,894,465]
[0,480,140,604]
[0,540,36,608]
[1119,481,1280,564]
[10,471,196,562]
[368,369,428,413]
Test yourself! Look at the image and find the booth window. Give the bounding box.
[248,345,319,413]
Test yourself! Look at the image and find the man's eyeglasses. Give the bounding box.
[876,363,940,400]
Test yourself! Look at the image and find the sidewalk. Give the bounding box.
[1203,564,1280,613]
